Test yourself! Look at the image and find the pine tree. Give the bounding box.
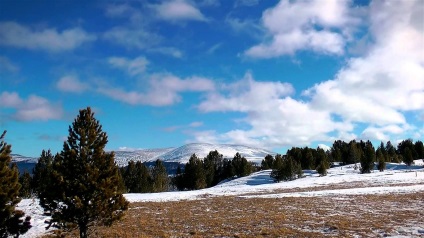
[316,148,329,176]
[271,155,302,182]
[203,150,224,187]
[376,150,386,172]
[184,154,206,190]
[135,161,152,193]
[232,153,252,177]
[261,154,274,170]
[414,140,424,159]
[360,141,375,174]
[39,107,128,238]
[403,147,414,166]
[347,141,359,166]
[151,159,168,192]
[173,165,185,191]
[0,131,31,237]
[19,171,33,198]
[123,161,138,193]
[385,141,397,162]
[32,150,55,198]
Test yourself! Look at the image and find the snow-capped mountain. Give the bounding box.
[114,143,274,166]
[157,143,274,164]
[11,143,274,168]
[114,148,174,167]
[11,154,38,163]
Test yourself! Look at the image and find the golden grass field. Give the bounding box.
[44,184,424,238]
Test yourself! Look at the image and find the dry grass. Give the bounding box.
[45,190,424,238]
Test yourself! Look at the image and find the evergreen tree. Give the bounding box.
[303,149,315,170]
[385,141,397,162]
[135,161,152,193]
[397,139,417,161]
[203,150,224,187]
[32,150,54,198]
[39,107,128,238]
[376,150,386,172]
[360,141,375,174]
[0,131,31,237]
[222,158,234,179]
[347,141,359,166]
[261,154,274,170]
[19,171,33,198]
[315,148,329,176]
[151,159,168,192]
[403,147,414,166]
[183,154,206,190]
[123,161,138,193]
[415,140,424,159]
[231,153,252,177]
[172,165,185,191]
[271,156,302,182]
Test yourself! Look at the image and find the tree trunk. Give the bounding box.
[79,223,88,238]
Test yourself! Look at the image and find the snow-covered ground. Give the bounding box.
[18,160,424,238]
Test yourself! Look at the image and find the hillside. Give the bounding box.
[12,143,274,169]
[114,143,274,166]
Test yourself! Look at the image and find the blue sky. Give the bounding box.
[0,0,423,157]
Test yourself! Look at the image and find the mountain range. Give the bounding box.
[12,143,274,168]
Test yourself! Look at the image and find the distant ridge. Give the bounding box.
[12,143,275,167]
[114,143,274,166]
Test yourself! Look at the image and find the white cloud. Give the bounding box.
[103,27,162,50]
[152,0,207,22]
[149,47,184,58]
[98,74,215,106]
[244,0,360,58]
[198,72,294,112]
[0,56,19,73]
[108,56,149,76]
[307,0,424,128]
[361,125,407,142]
[0,21,96,52]
[196,72,351,149]
[0,92,63,121]
[56,75,89,93]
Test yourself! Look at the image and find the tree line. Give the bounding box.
[263,139,424,183]
[173,151,256,190]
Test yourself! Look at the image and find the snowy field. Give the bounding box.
[18,160,424,237]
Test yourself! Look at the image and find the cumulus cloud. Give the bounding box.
[201,0,422,148]
[108,56,149,76]
[307,0,424,129]
[198,72,294,112]
[244,0,360,58]
[0,22,96,52]
[152,0,207,22]
[56,75,89,93]
[361,125,408,142]
[0,92,63,121]
[196,72,351,148]
[98,74,215,106]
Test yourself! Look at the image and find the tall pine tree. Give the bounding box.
[0,131,31,237]
[33,150,56,205]
[39,107,128,238]
[360,141,375,173]
[151,159,168,192]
